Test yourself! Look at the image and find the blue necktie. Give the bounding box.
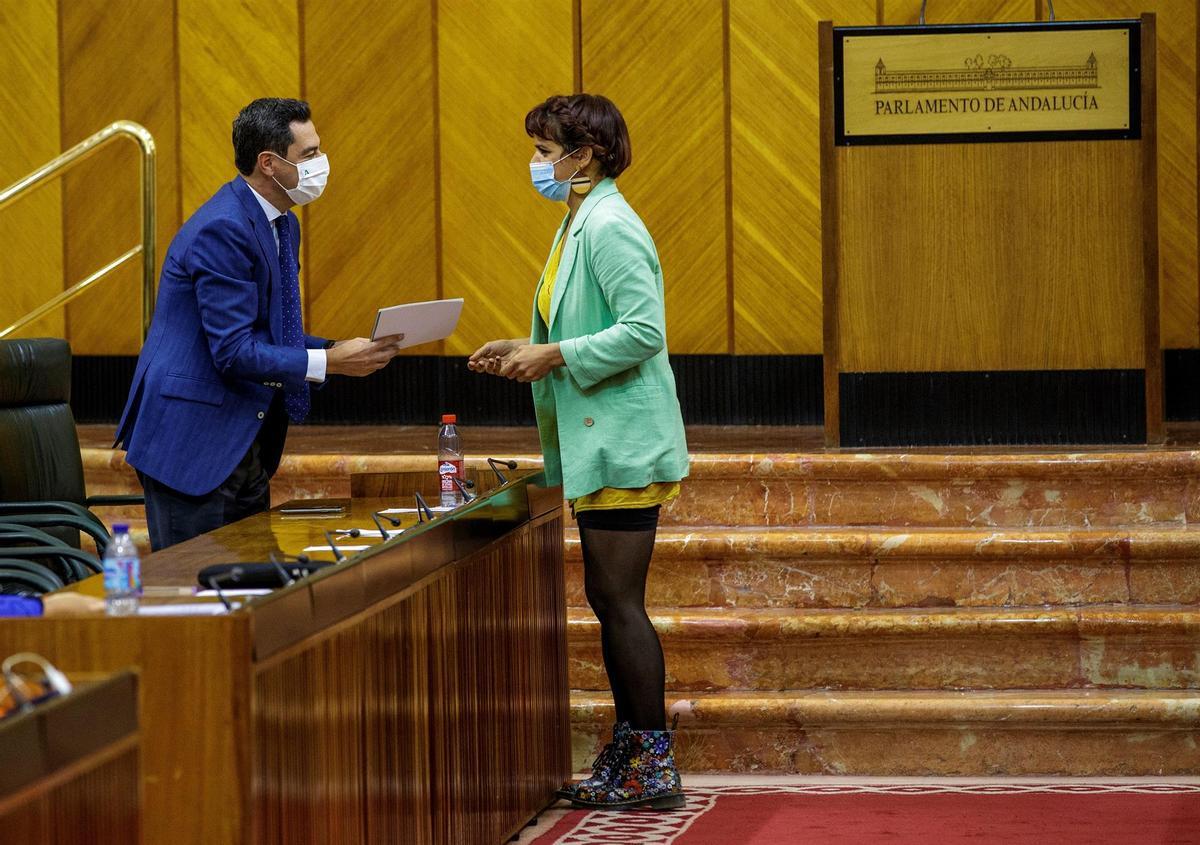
[276,216,310,423]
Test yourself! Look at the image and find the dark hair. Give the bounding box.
[232,98,312,176]
[525,94,632,178]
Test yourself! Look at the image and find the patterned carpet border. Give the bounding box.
[530,783,1200,845]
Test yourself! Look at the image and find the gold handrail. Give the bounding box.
[0,120,156,341]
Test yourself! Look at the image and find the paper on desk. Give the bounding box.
[138,602,237,616]
[302,544,371,553]
[196,588,273,598]
[379,506,454,515]
[371,298,464,345]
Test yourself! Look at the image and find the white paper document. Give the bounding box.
[302,544,372,553]
[371,298,464,346]
[379,506,455,515]
[138,602,236,616]
[195,588,273,598]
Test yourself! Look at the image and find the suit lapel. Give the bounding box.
[547,179,619,332]
[231,178,284,343]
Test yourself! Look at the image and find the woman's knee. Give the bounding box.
[583,574,615,619]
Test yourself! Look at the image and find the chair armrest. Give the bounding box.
[0,501,103,525]
[0,514,111,550]
[0,559,66,592]
[0,526,73,549]
[0,546,100,582]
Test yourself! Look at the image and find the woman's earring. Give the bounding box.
[570,177,594,196]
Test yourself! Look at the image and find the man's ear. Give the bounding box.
[257,151,278,177]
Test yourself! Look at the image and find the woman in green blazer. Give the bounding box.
[469,94,688,811]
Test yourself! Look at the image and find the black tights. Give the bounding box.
[578,511,666,732]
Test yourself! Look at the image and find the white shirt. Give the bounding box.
[244,179,326,383]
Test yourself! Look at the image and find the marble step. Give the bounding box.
[569,689,1200,775]
[567,606,1200,692]
[82,446,1200,528]
[564,526,1200,609]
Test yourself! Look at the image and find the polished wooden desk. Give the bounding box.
[0,671,140,842]
[0,473,570,845]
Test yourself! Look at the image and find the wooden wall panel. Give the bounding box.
[303,2,438,348]
[4,2,1197,359]
[1044,2,1198,348]
[178,0,300,218]
[837,141,1146,372]
[582,0,729,353]
[60,0,179,355]
[438,0,575,355]
[0,0,62,339]
[730,0,875,355]
[880,0,1036,25]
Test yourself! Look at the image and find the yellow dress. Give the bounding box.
[536,231,680,513]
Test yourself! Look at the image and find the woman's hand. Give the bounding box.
[498,343,565,383]
[468,338,524,375]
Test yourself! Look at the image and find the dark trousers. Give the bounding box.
[139,409,282,551]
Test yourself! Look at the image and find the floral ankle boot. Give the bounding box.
[557,720,631,801]
[570,728,685,810]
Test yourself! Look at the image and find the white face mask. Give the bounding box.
[269,152,330,205]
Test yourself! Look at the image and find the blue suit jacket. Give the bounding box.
[115,177,328,496]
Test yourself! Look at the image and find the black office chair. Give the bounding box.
[0,338,142,551]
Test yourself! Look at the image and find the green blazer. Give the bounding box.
[530,179,689,501]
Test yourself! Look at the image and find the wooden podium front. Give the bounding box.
[820,15,1160,446]
[0,473,570,845]
[0,671,140,843]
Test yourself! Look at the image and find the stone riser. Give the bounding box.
[565,528,1200,608]
[660,478,1200,528]
[94,511,1200,610]
[573,724,1199,776]
[567,608,1200,691]
[567,557,1200,608]
[570,691,1200,775]
[83,448,1200,529]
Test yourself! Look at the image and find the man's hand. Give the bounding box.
[42,592,104,616]
[498,343,564,383]
[468,338,525,376]
[326,335,404,377]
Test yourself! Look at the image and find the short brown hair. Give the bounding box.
[525,94,632,178]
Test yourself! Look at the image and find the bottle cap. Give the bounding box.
[113,523,129,534]
[441,414,457,424]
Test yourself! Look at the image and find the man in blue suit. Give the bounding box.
[116,98,402,550]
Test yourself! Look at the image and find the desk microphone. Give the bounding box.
[322,530,346,562]
[452,476,477,503]
[207,567,242,611]
[334,528,362,538]
[487,458,518,484]
[413,492,435,523]
[266,551,315,587]
[371,511,403,541]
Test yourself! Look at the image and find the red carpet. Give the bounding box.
[530,784,1200,844]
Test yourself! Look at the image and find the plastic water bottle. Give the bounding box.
[438,414,464,508]
[103,523,141,616]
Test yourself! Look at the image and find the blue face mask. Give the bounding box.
[529,150,579,202]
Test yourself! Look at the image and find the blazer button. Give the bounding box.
[583,417,594,427]
[257,411,265,420]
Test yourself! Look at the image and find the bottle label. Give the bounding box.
[439,460,464,492]
[104,557,141,596]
